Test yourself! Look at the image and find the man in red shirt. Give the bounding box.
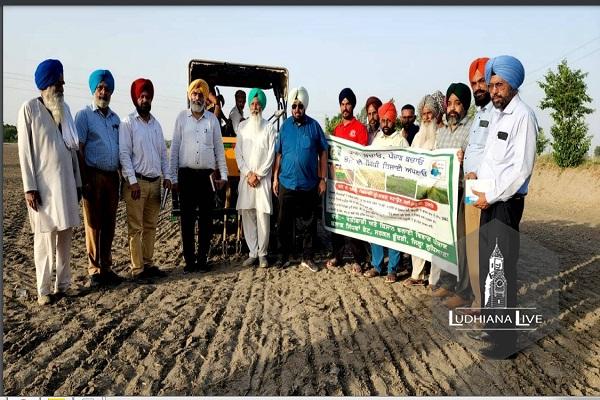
[334,88,369,145]
[325,88,369,275]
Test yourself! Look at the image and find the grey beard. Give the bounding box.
[191,102,204,113]
[447,115,459,127]
[43,91,64,125]
[95,98,110,109]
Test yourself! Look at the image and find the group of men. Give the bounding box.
[18,55,537,359]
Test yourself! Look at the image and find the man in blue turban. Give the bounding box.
[18,59,82,305]
[75,68,123,289]
[88,69,115,95]
[472,55,539,359]
[34,59,63,90]
[484,55,525,110]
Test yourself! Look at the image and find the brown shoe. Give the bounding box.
[431,286,453,298]
[385,273,397,283]
[443,294,471,309]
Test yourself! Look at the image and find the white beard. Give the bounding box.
[412,120,437,150]
[249,112,263,132]
[42,87,64,125]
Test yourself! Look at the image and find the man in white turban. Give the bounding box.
[273,86,328,272]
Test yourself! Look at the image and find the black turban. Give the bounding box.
[338,87,356,107]
[446,83,471,112]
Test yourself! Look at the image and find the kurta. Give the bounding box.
[235,118,276,214]
[17,98,81,233]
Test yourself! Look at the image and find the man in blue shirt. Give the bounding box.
[75,69,123,288]
[273,86,328,272]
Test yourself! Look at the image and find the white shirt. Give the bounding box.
[235,117,276,213]
[119,111,170,185]
[463,101,493,175]
[17,98,81,233]
[477,94,538,204]
[229,106,245,135]
[169,109,228,183]
[370,129,410,148]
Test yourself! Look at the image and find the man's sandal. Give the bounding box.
[385,273,397,283]
[403,277,427,286]
[325,258,339,271]
[363,268,380,278]
[350,262,363,276]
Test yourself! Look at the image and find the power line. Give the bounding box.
[527,34,600,76]
[3,85,182,112]
[3,71,187,103]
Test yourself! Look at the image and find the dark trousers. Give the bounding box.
[277,184,320,260]
[479,195,525,349]
[331,233,368,265]
[178,168,214,268]
[82,166,120,275]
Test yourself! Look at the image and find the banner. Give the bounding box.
[324,136,460,275]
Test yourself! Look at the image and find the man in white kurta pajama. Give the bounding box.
[17,59,82,305]
[235,88,276,268]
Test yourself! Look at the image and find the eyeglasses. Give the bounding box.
[488,81,507,91]
[291,103,304,110]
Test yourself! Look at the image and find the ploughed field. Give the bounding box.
[3,143,600,395]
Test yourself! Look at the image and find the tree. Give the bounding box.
[324,113,342,134]
[538,59,594,167]
[3,124,18,143]
[536,127,550,155]
[594,145,600,158]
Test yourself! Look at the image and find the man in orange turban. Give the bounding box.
[363,101,409,283]
[119,78,171,282]
[463,57,492,320]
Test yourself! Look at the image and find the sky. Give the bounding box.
[3,6,600,151]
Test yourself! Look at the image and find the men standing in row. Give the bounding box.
[431,83,473,309]
[229,89,246,135]
[473,55,538,359]
[400,104,419,145]
[363,102,409,283]
[462,57,492,314]
[170,79,228,273]
[365,96,382,145]
[119,78,171,281]
[76,69,123,288]
[17,59,82,305]
[236,88,276,268]
[326,88,369,275]
[273,86,328,272]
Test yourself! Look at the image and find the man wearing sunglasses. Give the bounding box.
[273,86,328,272]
